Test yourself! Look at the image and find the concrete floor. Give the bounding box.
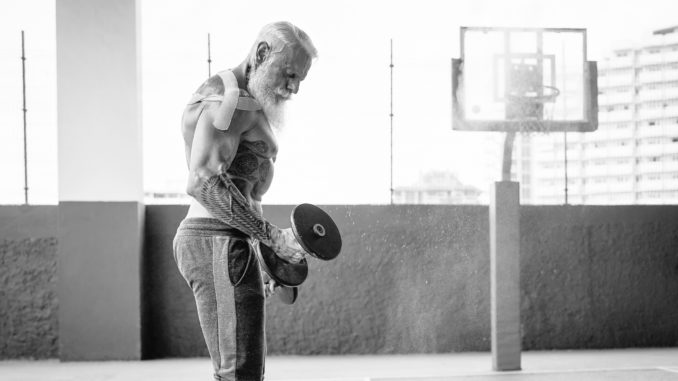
[1,348,678,381]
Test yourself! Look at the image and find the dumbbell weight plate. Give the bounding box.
[291,203,342,261]
[256,243,308,287]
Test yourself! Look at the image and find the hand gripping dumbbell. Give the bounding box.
[256,203,342,304]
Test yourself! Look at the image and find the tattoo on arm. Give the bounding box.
[193,174,273,243]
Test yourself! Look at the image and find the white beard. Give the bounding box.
[247,62,287,130]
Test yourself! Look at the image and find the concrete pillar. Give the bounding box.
[490,181,521,371]
[56,0,143,360]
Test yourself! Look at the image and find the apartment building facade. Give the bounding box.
[520,26,678,204]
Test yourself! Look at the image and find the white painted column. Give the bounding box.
[490,181,521,371]
[56,0,144,360]
[57,0,143,201]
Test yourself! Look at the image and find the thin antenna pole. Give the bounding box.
[207,33,212,77]
[389,39,394,205]
[564,131,568,205]
[562,42,569,205]
[21,30,28,205]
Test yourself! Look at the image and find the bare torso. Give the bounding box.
[183,70,277,219]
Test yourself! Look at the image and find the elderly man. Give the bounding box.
[173,21,317,381]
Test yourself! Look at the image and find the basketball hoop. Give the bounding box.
[506,85,561,104]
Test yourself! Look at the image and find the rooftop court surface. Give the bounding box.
[2,348,677,380]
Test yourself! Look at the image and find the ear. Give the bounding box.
[255,42,270,65]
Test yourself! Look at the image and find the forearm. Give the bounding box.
[191,173,273,243]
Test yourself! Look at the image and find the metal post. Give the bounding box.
[389,39,394,204]
[561,41,569,205]
[502,132,516,181]
[21,30,29,205]
[207,33,212,77]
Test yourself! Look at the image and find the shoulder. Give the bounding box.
[194,74,225,97]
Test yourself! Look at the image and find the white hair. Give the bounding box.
[248,21,318,67]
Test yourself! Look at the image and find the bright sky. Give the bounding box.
[1,0,677,204]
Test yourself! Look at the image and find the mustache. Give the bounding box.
[277,90,292,101]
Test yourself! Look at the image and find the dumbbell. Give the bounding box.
[256,204,342,304]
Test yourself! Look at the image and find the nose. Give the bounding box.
[287,79,299,94]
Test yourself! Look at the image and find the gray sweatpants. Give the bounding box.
[173,218,265,381]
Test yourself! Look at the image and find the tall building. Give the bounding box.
[520,26,678,205]
[393,171,482,204]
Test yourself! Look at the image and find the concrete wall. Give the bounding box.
[0,206,58,359]
[1,204,678,359]
[142,204,491,358]
[521,206,678,349]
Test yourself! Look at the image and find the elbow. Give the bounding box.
[186,172,208,199]
[186,182,199,199]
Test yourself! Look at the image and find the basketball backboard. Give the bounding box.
[452,27,598,132]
